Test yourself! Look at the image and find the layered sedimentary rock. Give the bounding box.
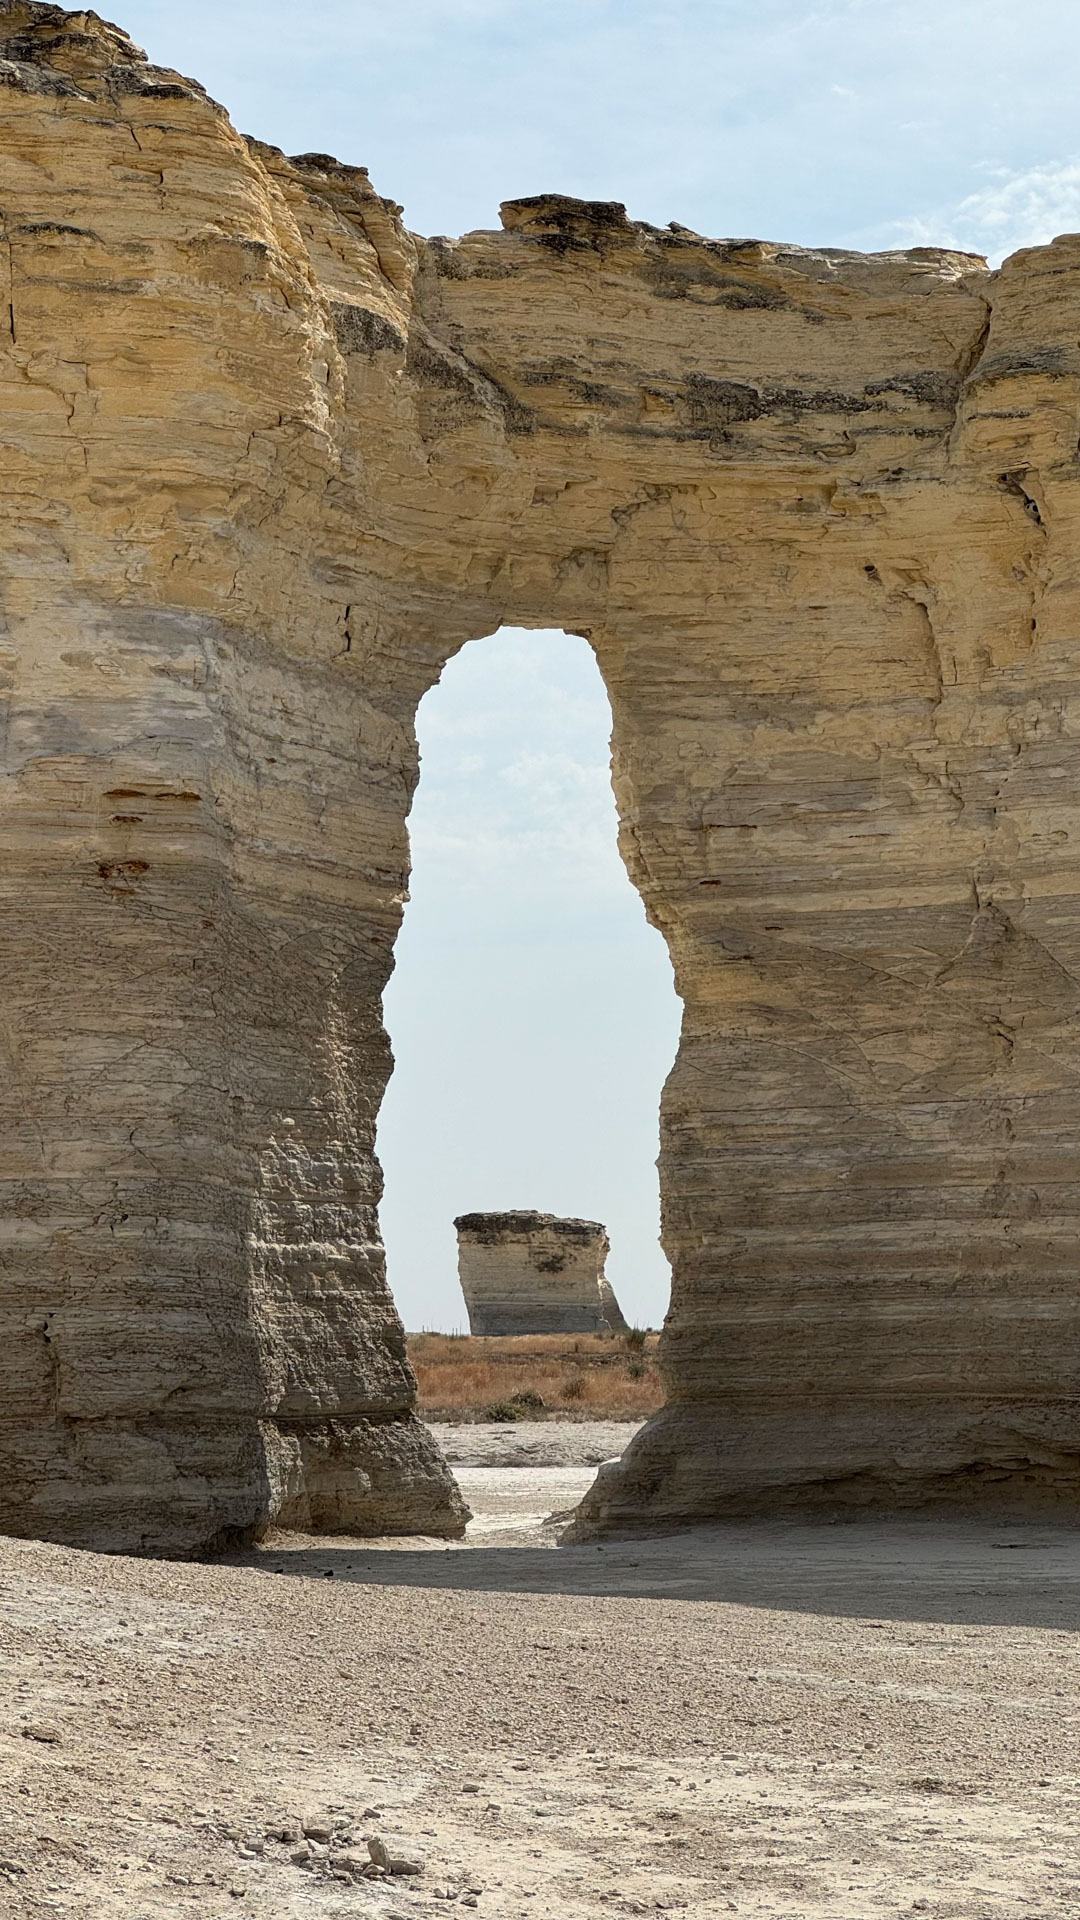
[455,1212,627,1335]
[5,4,1080,1551]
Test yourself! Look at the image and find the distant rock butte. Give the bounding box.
[455,1212,628,1336]
[3,4,1080,1553]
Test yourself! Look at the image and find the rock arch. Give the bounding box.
[3,3,1080,1552]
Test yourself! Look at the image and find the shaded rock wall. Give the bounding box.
[3,4,1080,1549]
[455,1212,626,1335]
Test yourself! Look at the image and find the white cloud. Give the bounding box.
[889,159,1080,266]
[408,632,630,910]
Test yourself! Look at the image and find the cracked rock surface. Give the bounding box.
[3,1,1080,1548]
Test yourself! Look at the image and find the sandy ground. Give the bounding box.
[426,1422,644,1472]
[2,1429,1080,1918]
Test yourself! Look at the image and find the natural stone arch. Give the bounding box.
[3,3,1080,1555]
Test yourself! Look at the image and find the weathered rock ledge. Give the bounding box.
[3,2,1080,1551]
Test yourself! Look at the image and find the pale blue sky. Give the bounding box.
[116,2,1080,260]
[113,3,1080,1327]
[377,633,677,1332]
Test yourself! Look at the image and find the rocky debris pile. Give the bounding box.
[236,1806,437,1887]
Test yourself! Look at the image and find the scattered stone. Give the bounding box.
[266,1824,298,1844]
[462,1782,481,1793]
[21,1723,61,1744]
[289,1847,312,1868]
[367,1834,423,1876]
[330,1850,369,1882]
[301,1816,332,1841]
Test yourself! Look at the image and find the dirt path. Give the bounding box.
[2,1452,1079,1918]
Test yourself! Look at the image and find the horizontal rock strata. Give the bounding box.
[3,3,1080,1548]
[455,1212,627,1335]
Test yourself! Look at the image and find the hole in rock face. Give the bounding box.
[377,626,680,1335]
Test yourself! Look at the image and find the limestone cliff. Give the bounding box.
[3,3,1080,1553]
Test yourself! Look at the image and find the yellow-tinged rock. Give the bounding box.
[2,5,1079,1551]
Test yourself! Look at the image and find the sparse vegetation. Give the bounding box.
[407,1330,663,1420]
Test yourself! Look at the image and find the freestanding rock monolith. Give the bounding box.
[4,3,1080,1553]
[455,1212,628,1335]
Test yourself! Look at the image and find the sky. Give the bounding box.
[113,1,1080,262]
[377,633,678,1331]
[110,2,1080,1327]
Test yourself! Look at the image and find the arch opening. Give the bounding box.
[376,625,680,1343]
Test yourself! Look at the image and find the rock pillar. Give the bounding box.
[7,3,1080,1546]
[455,1213,627,1335]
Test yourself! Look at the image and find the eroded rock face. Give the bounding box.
[3,3,1080,1551]
[455,1212,627,1335]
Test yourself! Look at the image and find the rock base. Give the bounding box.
[568,1402,1080,1536]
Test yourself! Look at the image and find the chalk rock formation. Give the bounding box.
[4,4,1080,1550]
[455,1212,627,1335]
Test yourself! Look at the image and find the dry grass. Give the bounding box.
[407,1330,664,1421]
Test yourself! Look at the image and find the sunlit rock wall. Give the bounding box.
[455,1212,625,1335]
[4,3,1080,1549]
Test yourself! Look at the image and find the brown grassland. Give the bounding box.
[406,1329,664,1420]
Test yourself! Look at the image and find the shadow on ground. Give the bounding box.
[233,1520,1080,1630]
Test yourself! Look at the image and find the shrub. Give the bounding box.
[562,1374,586,1401]
[485,1401,524,1423]
[405,1330,664,1419]
[624,1325,648,1351]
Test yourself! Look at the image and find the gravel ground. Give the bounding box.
[2,1440,1079,1919]
[426,1422,643,1471]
